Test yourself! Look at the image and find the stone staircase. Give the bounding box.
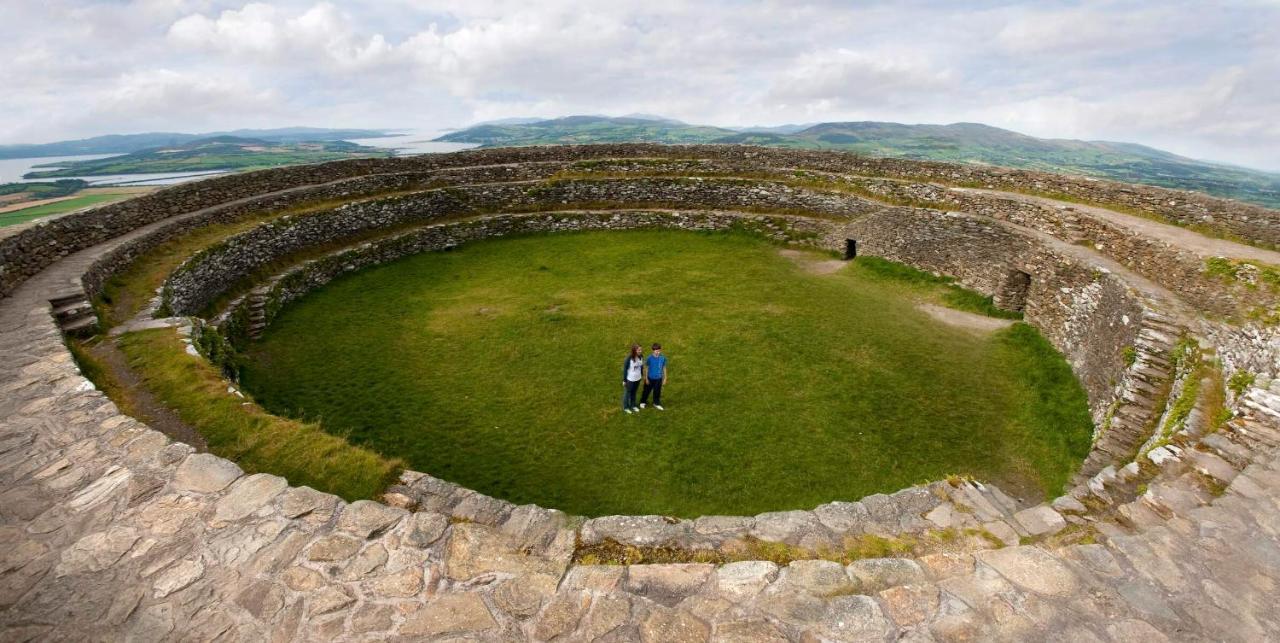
[1068,380,1280,538]
[1073,308,1184,485]
[245,288,268,340]
[47,291,97,338]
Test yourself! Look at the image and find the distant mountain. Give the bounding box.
[434,117,1280,208]
[0,127,394,160]
[434,115,738,147]
[729,123,816,135]
[22,136,390,179]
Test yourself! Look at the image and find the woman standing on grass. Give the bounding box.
[622,344,644,414]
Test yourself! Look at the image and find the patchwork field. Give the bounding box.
[240,230,1092,517]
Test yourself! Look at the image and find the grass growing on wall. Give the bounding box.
[116,328,402,501]
[240,229,1089,516]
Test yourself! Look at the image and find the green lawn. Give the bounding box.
[0,194,129,228]
[116,329,403,502]
[241,230,1092,516]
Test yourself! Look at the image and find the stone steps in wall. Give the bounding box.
[48,291,98,338]
[245,289,269,339]
[52,299,94,324]
[48,291,87,309]
[1071,383,1280,545]
[60,315,98,338]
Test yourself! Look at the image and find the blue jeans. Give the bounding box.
[640,378,663,405]
[623,380,640,409]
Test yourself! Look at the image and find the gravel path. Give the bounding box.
[956,187,1280,264]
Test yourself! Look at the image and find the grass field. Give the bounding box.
[116,329,402,501]
[0,193,130,228]
[240,230,1092,516]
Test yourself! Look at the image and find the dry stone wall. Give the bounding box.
[7,143,1278,301]
[197,194,1154,485]
[161,177,876,315]
[5,145,1280,640]
[216,210,830,348]
[78,162,574,304]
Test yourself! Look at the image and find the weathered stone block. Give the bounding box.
[401,592,496,637]
[173,453,242,493]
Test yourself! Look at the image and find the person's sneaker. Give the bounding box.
[654,404,665,411]
[624,408,633,414]
[631,407,641,412]
[639,403,646,409]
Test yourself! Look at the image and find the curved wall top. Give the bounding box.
[4,144,1279,300]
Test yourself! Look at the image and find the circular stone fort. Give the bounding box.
[2,143,1280,641]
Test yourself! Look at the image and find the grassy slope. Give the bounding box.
[0,193,132,228]
[437,119,1280,208]
[435,116,735,147]
[24,137,390,179]
[241,230,1091,516]
[116,328,402,501]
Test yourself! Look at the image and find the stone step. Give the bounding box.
[1136,328,1177,346]
[1185,448,1239,485]
[47,291,87,308]
[52,301,93,323]
[1140,319,1183,335]
[1229,421,1280,449]
[1198,433,1253,468]
[1133,336,1173,353]
[1117,499,1166,530]
[1242,392,1280,422]
[1130,366,1170,384]
[61,315,99,338]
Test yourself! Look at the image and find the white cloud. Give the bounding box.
[101,69,282,116]
[767,48,954,113]
[0,0,1277,171]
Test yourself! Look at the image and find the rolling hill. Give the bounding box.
[435,116,1280,208]
[0,127,394,160]
[21,136,391,179]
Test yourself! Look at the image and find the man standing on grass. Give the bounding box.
[639,343,668,410]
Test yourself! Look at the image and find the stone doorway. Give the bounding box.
[994,269,1032,312]
[843,239,858,260]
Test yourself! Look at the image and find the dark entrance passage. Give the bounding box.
[844,239,858,260]
[994,269,1032,313]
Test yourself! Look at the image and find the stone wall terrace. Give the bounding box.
[6,143,1279,301]
[201,204,1158,483]
[161,177,878,315]
[5,145,1280,640]
[77,161,577,305]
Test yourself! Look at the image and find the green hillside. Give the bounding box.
[0,127,393,160]
[23,136,391,179]
[435,116,737,147]
[436,117,1280,208]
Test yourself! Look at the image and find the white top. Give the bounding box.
[626,358,643,382]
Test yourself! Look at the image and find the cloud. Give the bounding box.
[168,2,396,70]
[100,69,283,117]
[767,48,954,113]
[1,0,1278,171]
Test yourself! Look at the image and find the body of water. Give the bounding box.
[0,154,229,186]
[349,128,478,155]
[0,128,477,188]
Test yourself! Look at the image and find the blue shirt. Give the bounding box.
[646,354,667,379]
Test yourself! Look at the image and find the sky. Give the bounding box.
[4,0,1279,171]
